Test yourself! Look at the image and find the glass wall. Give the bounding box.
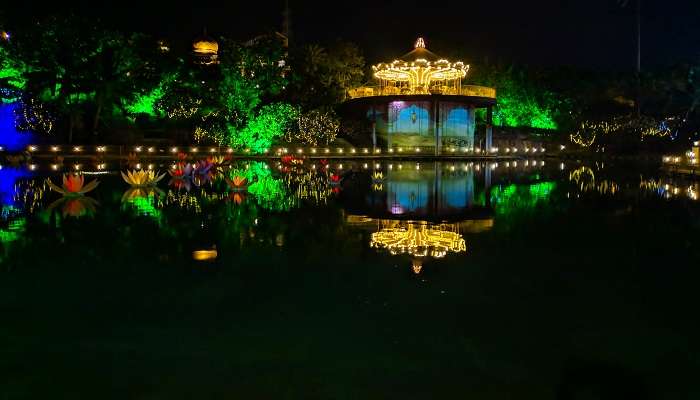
[440,101,475,149]
[354,99,476,152]
[386,100,434,147]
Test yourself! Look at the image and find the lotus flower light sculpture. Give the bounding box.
[194,160,214,175]
[191,160,215,187]
[46,174,99,218]
[225,173,247,190]
[121,170,167,187]
[169,163,194,179]
[47,174,99,196]
[329,174,341,185]
[208,155,231,170]
[168,162,195,191]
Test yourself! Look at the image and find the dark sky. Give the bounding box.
[5,0,700,69]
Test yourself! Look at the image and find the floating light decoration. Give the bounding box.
[121,170,167,187]
[47,174,99,196]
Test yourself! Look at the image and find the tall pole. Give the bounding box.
[485,105,493,152]
[635,0,641,117]
[283,0,291,43]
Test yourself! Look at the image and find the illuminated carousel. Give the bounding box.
[192,31,219,65]
[342,37,497,153]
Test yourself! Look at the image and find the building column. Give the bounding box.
[434,99,441,156]
[468,106,476,149]
[387,103,392,148]
[371,104,377,150]
[434,161,441,214]
[485,105,493,152]
[484,166,492,208]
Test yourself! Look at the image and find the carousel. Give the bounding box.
[192,32,219,65]
[342,38,497,153]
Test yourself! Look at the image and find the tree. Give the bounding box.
[470,63,571,130]
[292,108,340,145]
[228,103,297,153]
[94,32,173,132]
[0,37,27,102]
[287,40,365,108]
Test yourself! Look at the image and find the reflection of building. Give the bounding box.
[341,38,496,153]
[342,162,491,221]
[344,161,494,273]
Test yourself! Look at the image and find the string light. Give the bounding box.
[15,99,54,134]
[370,220,466,260]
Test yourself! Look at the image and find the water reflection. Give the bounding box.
[0,158,591,269]
[47,195,99,218]
[340,162,496,272]
[341,162,487,221]
[569,166,619,195]
[121,187,164,220]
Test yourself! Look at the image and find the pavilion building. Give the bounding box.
[341,38,496,154]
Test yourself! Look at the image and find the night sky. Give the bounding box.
[5,0,700,69]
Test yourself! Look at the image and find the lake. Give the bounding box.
[1,158,698,399]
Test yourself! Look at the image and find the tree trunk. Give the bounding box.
[68,114,74,144]
[93,95,104,134]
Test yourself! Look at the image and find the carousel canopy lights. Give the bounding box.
[193,39,218,55]
[193,31,219,65]
[372,37,469,94]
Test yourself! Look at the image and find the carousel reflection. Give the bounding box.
[349,216,493,274]
[343,162,494,273]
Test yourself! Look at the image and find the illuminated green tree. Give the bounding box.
[218,63,261,124]
[95,33,175,127]
[471,64,571,130]
[228,103,297,153]
[220,34,288,99]
[0,38,27,101]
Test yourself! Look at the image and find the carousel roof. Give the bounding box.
[372,37,468,84]
[399,46,440,62]
[193,32,218,55]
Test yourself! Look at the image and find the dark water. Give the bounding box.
[1,159,699,399]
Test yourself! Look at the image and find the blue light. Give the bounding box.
[0,103,35,151]
[0,166,32,207]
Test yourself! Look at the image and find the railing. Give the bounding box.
[12,143,548,159]
[347,85,496,100]
[5,144,555,174]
